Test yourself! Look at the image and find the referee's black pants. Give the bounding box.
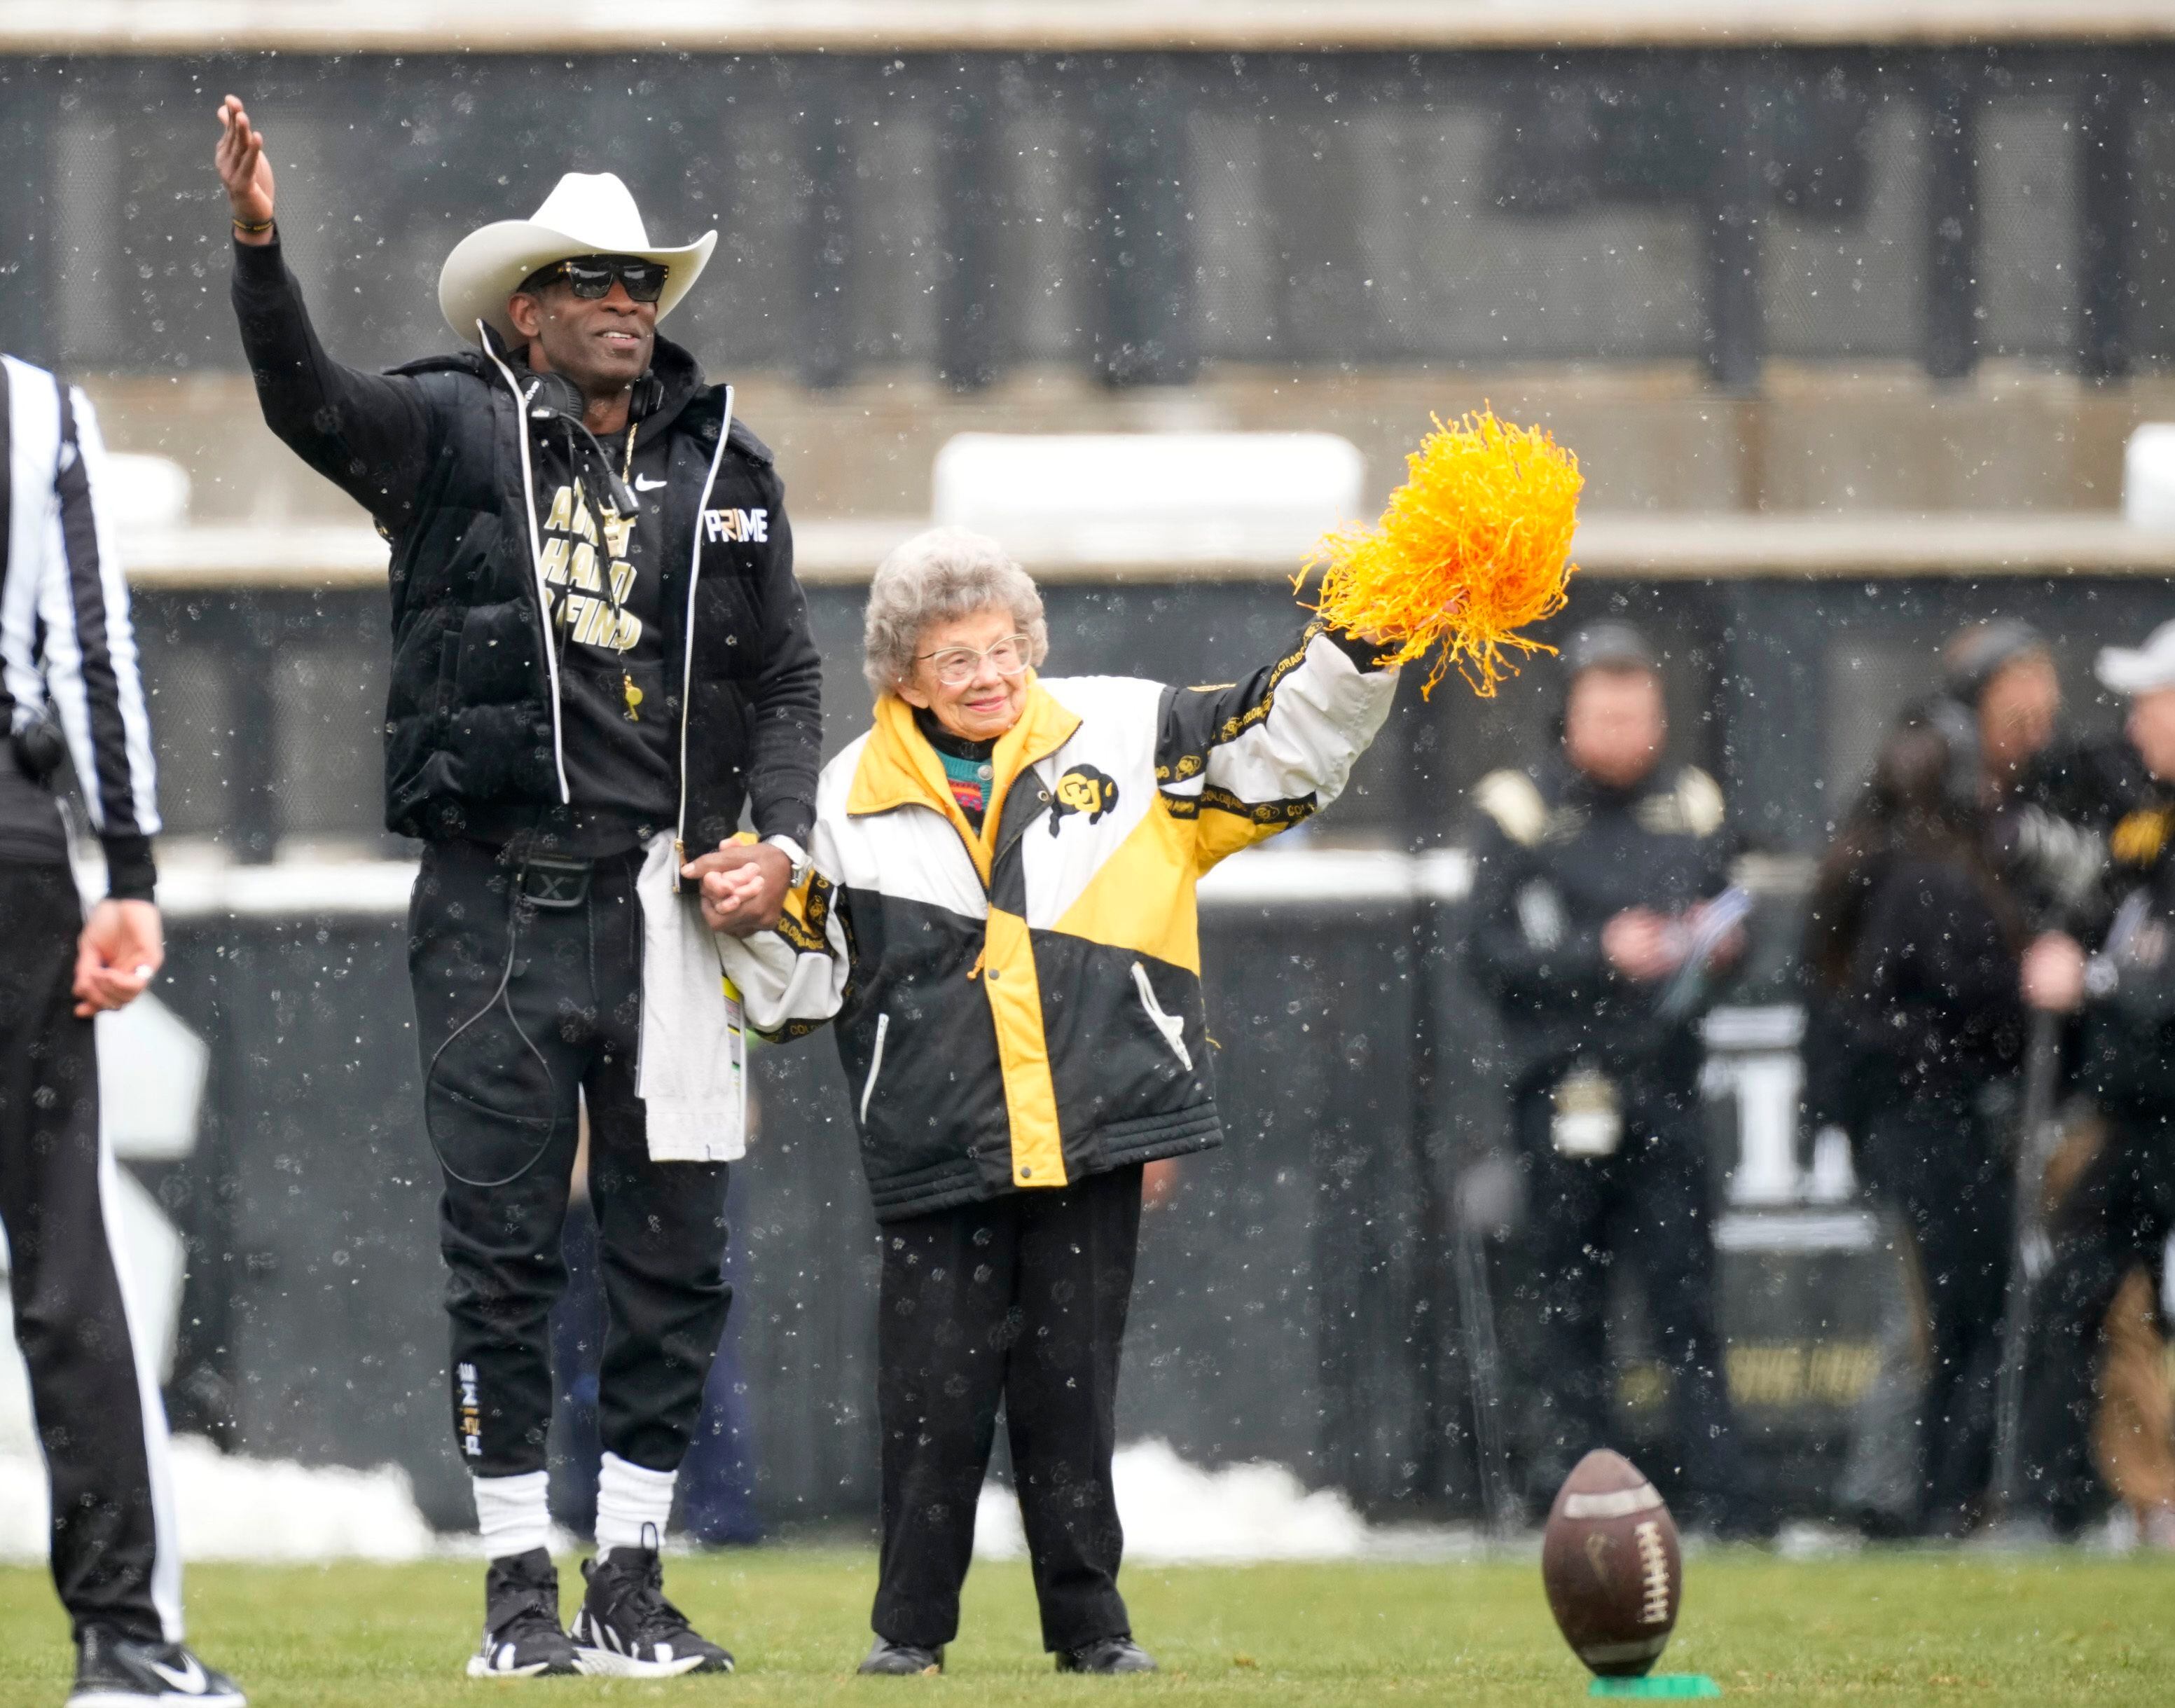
[410,839,733,1480]
[873,1164,1142,1655]
[0,862,175,1643]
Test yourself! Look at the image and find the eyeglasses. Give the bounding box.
[533,256,670,303]
[919,634,1033,688]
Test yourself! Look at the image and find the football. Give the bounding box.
[1540,1448,1682,1677]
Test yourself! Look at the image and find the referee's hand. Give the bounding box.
[74,900,164,1018]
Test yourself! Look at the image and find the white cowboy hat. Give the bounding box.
[437,171,717,347]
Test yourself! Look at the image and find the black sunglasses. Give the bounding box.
[528,255,669,303]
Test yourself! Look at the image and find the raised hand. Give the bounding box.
[214,94,276,242]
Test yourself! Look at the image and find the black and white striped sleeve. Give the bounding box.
[29,376,160,896]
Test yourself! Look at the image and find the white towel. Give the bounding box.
[633,833,747,1163]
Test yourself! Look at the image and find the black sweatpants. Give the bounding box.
[874,1165,1143,1654]
[0,862,176,1643]
[1860,1103,2011,1533]
[1513,1075,1746,1523]
[2018,1114,2175,1530]
[410,839,733,1479]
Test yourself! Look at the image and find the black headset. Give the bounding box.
[522,366,663,426]
[517,369,655,516]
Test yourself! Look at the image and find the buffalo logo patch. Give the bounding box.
[1049,764,1119,835]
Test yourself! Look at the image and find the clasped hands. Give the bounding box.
[682,842,794,935]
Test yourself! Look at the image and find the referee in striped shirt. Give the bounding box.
[1,354,242,1707]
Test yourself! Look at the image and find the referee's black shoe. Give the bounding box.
[465,1548,579,1679]
[68,1629,245,1707]
[571,1542,733,1677]
[1055,1637,1157,1674]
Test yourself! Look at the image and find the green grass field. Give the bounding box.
[3,1550,2171,1707]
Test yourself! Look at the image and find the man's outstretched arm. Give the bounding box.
[216,95,431,530]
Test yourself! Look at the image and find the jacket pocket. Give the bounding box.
[1131,962,1193,1073]
[859,1011,890,1124]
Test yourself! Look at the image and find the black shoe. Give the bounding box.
[69,1628,246,1707]
[858,1637,945,1675]
[571,1543,733,1677]
[466,1548,579,1679]
[1055,1637,1157,1674]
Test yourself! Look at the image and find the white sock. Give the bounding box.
[471,1470,551,1562]
[595,1452,678,1559]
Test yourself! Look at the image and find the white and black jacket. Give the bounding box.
[0,355,160,897]
[718,622,1400,1221]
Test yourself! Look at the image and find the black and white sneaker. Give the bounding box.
[465,1548,580,1679]
[68,1628,245,1707]
[570,1543,733,1678]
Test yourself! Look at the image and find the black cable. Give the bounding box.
[421,882,567,1190]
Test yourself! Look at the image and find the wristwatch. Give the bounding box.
[763,834,812,889]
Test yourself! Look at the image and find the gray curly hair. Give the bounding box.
[862,526,1049,698]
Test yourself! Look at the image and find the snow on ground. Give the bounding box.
[974,1438,1473,1564]
[0,1435,1465,1565]
[0,1435,434,1563]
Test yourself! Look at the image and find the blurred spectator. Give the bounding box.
[2016,621,2175,1537]
[1942,619,2140,925]
[1465,621,1756,1534]
[1804,703,2026,1537]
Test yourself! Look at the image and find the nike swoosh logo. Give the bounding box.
[634,475,668,491]
[147,1654,209,1694]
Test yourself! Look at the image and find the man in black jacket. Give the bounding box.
[1466,621,1754,1532]
[2,353,244,1707]
[216,98,821,1677]
[2017,619,2175,1536]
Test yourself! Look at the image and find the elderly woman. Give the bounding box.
[687,526,1398,1675]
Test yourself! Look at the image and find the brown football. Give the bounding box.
[1540,1448,1682,1677]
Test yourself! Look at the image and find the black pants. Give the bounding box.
[0,862,174,1642]
[2018,1115,2175,1529]
[874,1165,1142,1654]
[411,839,733,1479]
[1513,1076,1745,1522]
[1860,1103,2011,1533]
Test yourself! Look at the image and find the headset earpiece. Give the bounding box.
[520,370,586,425]
[628,371,664,422]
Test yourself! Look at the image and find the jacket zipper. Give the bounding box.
[673,385,736,890]
[859,1012,890,1124]
[1131,960,1194,1072]
[478,325,570,806]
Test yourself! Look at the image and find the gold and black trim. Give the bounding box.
[1163,784,1318,826]
[775,872,838,958]
[1154,623,1323,780]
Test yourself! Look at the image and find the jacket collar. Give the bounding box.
[387,331,717,441]
[849,678,1082,884]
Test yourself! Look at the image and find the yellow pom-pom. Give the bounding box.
[1302,408,1582,698]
